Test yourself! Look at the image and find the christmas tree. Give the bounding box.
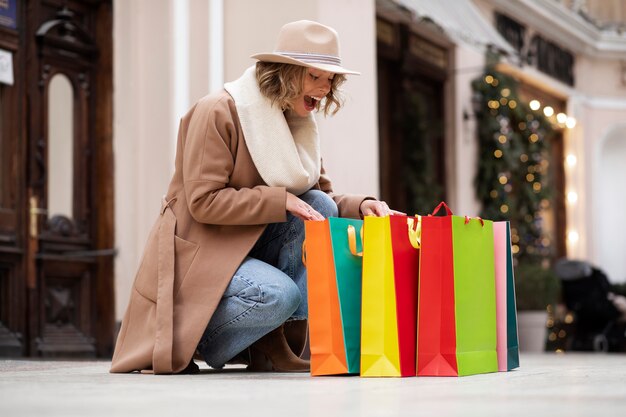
[472,68,555,264]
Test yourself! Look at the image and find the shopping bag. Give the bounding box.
[494,221,520,371]
[416,202,498,376]
[305,217,363,376]
[361,215,420,377]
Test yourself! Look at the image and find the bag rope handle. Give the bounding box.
[347,225,363,257]
[431,201,453,216]
[407,216,421,249]
[464,215,485,227]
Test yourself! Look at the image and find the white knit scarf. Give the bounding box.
[224,66,321,196]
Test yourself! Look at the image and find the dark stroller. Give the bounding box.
[554,259,626,352]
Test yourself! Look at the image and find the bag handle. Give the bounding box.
[347,225,363,257]
[431,201,453,216]
[464,215,485,227]
[301,241,307,266]
[407,216,421,249]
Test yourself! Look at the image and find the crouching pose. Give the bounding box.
[111,20,396,374]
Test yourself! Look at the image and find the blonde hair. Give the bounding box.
[255,62,346,116]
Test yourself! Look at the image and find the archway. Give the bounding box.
[596,125,626,283]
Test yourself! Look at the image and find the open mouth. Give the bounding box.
[304,95,322,111]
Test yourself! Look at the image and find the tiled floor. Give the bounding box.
[1,353,625,417]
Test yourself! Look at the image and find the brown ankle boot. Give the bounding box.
[248,325,310,372]
[283,319,309,358]
[225,348,251,366]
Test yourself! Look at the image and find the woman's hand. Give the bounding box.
[360,199,405,217]
[287,192,325,221]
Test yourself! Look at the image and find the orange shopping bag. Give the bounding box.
[305,218,363,376]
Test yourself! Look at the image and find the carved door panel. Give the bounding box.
[0,0,114,358]
[0,5,26,356]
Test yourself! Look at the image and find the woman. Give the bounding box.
[110,20,398,375]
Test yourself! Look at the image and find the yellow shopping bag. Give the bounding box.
[360,215,420,377]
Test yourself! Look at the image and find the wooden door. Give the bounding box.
[376,11,451,215]
[0,0,114,358]
[0,0,26,356]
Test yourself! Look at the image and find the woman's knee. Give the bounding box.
[258,276,301,326]
[301,190,338,218]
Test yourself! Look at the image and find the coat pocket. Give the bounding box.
[173,235,199,297]
[134,222,199,303]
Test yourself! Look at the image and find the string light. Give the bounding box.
[543,106,554,117]
[567,230,579,243]
[567,191,578,203]
[475,70,557,265]
[566,117,577,128]
[566,154,577,166]
[529,100,541,110]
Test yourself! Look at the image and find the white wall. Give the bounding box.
[114,0,178,319]
[453,46,485,216]
[314,0,379,197]
[223,0,316,81]
[595,125,626,283]
[574,62,626,277]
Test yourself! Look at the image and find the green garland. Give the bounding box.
[472,68,555,263]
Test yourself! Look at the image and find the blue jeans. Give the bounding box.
[197,190,338,368]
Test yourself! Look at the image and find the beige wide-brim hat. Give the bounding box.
[251,20,360,75]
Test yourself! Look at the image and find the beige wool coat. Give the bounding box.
[110,90,370,374]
